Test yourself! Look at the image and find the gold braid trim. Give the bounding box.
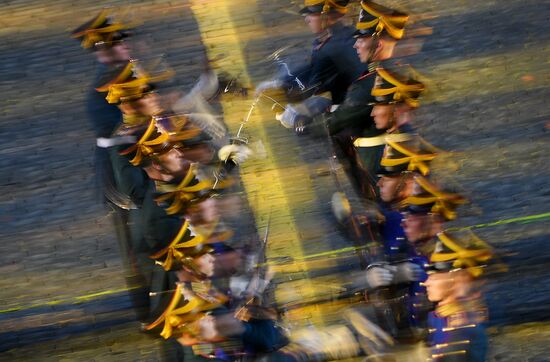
[323,0,348,14]
[303,0,348,14]
[89,10,109,30]
[149,219,220,271]
[121,113,151,127]
[431,232,492,277]
[71,11,109,49]
[399,176,466,220]
[96,62,134,92]
[119,121,201,166]
[381,140,436,175]
[156,164,234,215]
[149,219,190,259]
[102,66,175,104]
[119,119,156,165]
[144,284,202,339]
[371,68,425,108]
[71,11,109,38]
[80,23,127,48]
[155,164,198,209]
[418,135,446,154]
[359,1,408,39]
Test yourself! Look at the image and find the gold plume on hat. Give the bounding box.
[431,231,493,277]
[71,9,132,49]
[371,67,425,108]
[400,175,467,220]
[119,118,202,166]
[381,140,437,176]
[154,164,234,215]
[149,219,223,271]
[356,1,408,39]
[98,61,175,104]
[144,284,223,339]
[303,0,348,14]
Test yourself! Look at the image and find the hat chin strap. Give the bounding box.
[389,173,409,205]
[387,108,398,132]
[366,35,380,63]
[414,215,438,245]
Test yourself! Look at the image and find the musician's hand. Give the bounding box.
[393,262,424,283]
[366,266,394,289]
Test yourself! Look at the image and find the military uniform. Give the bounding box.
[423,231,498,362]
[325,0,411,135]
[308,21,368,104]
[319,0,411,198]
[427,301,488,361]
[350,62,426,199]
[72,13,159,324]
[325,62,379,136]
[277,1,366,131]
[71,11,133,206]
[88,63,124,138]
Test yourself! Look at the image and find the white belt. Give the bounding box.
[353,132,413,148]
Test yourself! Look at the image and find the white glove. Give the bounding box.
[331,191,351,223]
[172,70,219,113]
[366,267,394,289]
[275,104,302,129]
[218,144,253,164]
[229,275,249,296]
[188,112,227,140]
[194,69,219,100]
[254,79,283,96]
[393,262,424,284]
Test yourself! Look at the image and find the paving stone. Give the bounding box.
[0,0,549,360]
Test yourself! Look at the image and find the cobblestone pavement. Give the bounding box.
[0,0,549,361]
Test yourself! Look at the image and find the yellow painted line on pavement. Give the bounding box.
[0,286,142,314]
[2,211,548,315]
[189,0,330,327]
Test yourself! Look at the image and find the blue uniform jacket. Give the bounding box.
[428,309,488,361]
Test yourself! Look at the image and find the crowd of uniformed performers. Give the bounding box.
[71,1,503,361]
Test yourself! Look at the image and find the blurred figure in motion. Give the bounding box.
[97,59,272,360]
[257,0,366,133]
[71,9,133,135]
[425,233,494,361]
[349,61,425,198]
[71,9,134,206]
[71,11,152,325]
[323,0,411,199]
